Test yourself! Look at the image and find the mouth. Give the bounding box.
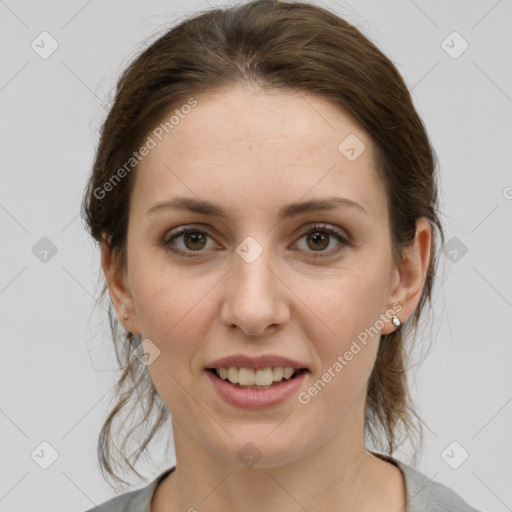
[206,367,309,390]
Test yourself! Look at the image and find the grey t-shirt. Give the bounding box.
[85,456,481,511]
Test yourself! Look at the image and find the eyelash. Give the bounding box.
[162,223,350,260]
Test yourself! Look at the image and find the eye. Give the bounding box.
[293,223,350,258]
[162,223,350,259]
[163,227,218,257]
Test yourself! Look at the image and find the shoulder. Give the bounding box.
[83,468,175,512]
[394,459,482,512]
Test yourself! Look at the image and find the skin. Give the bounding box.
[101,84,431,511]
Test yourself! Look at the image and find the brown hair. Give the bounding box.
[81,0,444,488]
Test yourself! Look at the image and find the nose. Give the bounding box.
[219,240,290,337]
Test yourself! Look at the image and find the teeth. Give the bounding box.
[283,367,294,379]
[215,366,299,386]
[255,368,273,386]
[227,367,238,384]
[238,368,255,385]
[273,367,284,381]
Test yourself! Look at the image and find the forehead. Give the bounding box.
[131,85,386,220]
[158,85,368,159]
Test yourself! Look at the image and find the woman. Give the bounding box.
[82,0,480,510]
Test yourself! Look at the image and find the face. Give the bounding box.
[104,84,429,469]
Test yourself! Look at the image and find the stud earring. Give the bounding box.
[392,314,401,327]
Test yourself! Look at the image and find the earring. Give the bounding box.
[123,304,128,320]
[392,314,401,327]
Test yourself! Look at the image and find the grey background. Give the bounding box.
[1,0,511,510]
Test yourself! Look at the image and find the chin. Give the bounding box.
[202,424,312,470]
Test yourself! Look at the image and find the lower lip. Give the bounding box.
[205,370,308,409]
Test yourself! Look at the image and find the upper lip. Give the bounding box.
[206,354,309,371]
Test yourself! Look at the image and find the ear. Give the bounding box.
[381,217,432,335]
[100,236,141,334]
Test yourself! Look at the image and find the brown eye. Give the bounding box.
[163,228,217,257]
[163,223,349,259]
[294,223,350,258]
[306,231,330,251]
[182,231,208,251]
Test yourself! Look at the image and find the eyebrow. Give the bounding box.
[147,196,367,220]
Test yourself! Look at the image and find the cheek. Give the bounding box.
[296,261,390,348]
[130,264,219,358]
[131,269,218,412]
[294,274,385,421]
[291,258,390,409]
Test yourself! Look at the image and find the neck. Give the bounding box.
[152,406,403,511]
